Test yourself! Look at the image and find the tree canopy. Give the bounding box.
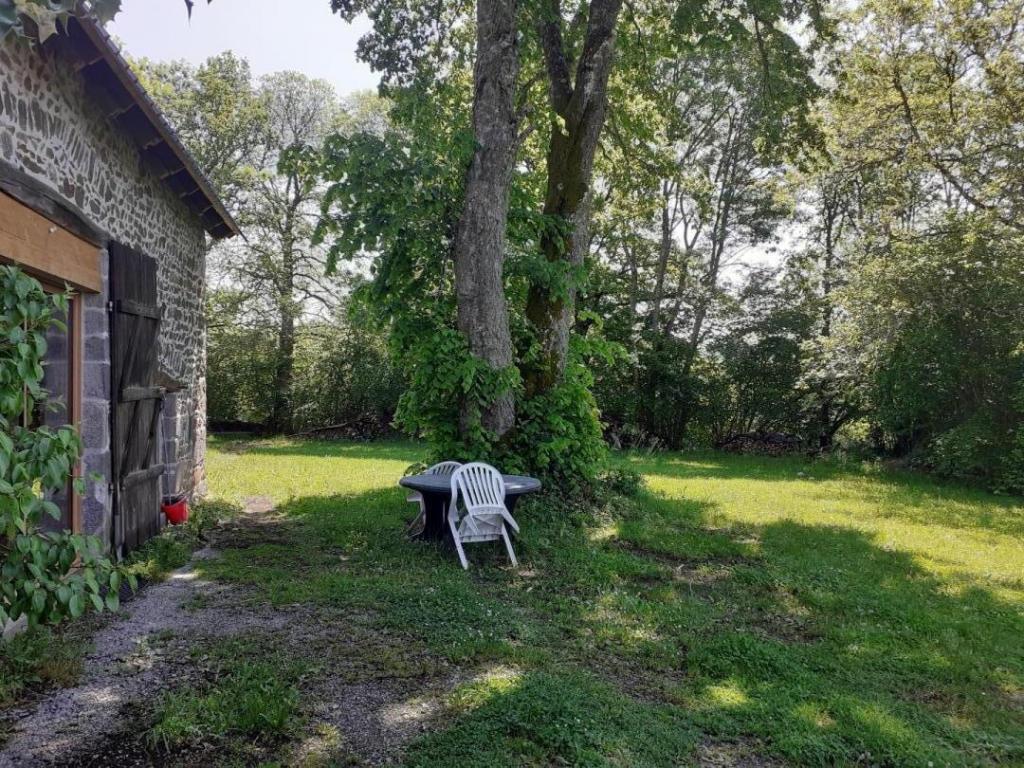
[24,0,1018,492]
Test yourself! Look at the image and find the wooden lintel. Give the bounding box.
[0,191,102,293]
[0,160,105,246]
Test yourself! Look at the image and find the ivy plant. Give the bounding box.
[0,0,199,44]
[0,266,132,629]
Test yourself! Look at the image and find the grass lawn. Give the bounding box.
[195,437,1023,767]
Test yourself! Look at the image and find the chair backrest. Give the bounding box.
[450,463,506,511]
[426,461,462,476]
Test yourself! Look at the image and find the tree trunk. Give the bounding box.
[524,0,623,397]
[271,221,296,433]
[452,0,520,438]
[649,182,673,335]
[682,136,739,377]
[271,302,295,433]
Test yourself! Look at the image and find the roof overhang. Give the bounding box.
[44,14,240,240]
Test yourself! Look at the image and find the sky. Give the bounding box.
[107,1,786,273]
[108,0,379,97]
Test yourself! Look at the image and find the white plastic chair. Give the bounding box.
[407,461,462,532]
[447,462,520,569]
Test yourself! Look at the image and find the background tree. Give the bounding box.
[793,0,1024,489]
[225,72,344,433]
[134,53,268,214]
[321,0,830,481]
[141,53,397,435]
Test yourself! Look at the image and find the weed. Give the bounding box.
[0,626,86,710]
[147,638,303,752]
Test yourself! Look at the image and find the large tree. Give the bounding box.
[321,0,830,477]
[450,0,521,437]
[134,52,267,214]
[522,1,624,398]
[223,73,345,433]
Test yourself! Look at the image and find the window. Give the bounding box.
[25,287,83,534]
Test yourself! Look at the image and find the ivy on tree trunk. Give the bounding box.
[524,0,623,398]
[452,0,520,438]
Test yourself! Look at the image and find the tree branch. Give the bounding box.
[538,0,574,116]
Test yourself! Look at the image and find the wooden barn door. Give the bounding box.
[110,243,165,557]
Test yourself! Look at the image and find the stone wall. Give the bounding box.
[0,37,209,542]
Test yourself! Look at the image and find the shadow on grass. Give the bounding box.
[193,469,1024,766]
[195,442,1019,765]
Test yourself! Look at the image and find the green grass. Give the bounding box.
[200,436,1024,767]
[124,498,241,582]
[0,626,87,713]
[147,636,303,753]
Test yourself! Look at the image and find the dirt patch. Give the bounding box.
[242,495,276,515]
[614,541,748,571]
[295,672,464,766]
[696,738,783,767]
[613,541,746,594]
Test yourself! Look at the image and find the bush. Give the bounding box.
[205,289,403,435]
[925,417,1002,483]
[0,267,132,628]
[598,467,645,497]
[836,214,1024,491]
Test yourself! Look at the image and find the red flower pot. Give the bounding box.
[162,496,189,525]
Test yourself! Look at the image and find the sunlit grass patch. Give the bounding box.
[406,670,697,768]
[201,437,1024,765]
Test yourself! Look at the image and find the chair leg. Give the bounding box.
[501,526,517,567]
[406,506,425,532]
[406,498,425,530]
[449,517,469,569]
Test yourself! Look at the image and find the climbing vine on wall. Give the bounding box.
[0,266,132,628]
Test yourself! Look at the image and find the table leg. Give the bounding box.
[411,491,451,542]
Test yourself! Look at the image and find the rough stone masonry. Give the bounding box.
[0,35,210,546]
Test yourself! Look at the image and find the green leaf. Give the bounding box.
[90,0,123,24]
[69,593,85,618]
[31,588,46,616]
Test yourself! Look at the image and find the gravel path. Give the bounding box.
[0,503,463,767]
[0,549,292,767]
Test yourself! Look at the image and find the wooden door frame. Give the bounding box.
[1,193,96,537]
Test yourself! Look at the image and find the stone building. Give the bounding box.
[0,17,237,556]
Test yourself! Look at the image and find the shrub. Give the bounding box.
[598,467,645,498]
[0,266,132,629]
[925,417,1002,483]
